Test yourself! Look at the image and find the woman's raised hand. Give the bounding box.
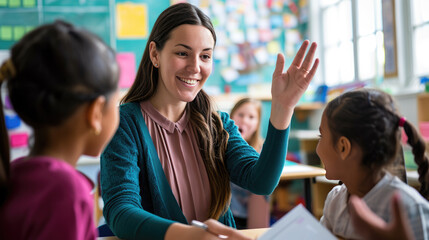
[270,40,319,130]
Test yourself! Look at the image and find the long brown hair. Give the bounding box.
[325,88,429,199]
[121,3,231,219]
[230,98,264,151]
[0,20,119,204]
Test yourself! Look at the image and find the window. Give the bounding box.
[412,0,429,77]
[319,0,384,86]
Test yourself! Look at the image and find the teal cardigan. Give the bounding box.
[101,102,289,240]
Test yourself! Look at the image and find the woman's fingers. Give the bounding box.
[300,42,318,72]
[205,219,253,240]
[272,53,285,78]
[306,58,319,79]
[290,40,310,68]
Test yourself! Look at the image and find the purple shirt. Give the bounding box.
[140,101,211,223]
[0,156,96,240]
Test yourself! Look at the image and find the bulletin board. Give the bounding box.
[181,0,309,94]
[1,0,308,159]
[0,0,113,49]
[0,0,308,92]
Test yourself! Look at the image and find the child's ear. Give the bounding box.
[86,96,106,135]
[336,136,351,160]
[149,41,159,67]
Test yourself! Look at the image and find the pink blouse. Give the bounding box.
[140,101,211,222]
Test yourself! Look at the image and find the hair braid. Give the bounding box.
[403,120,429,199]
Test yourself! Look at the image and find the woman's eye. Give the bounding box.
[177,52,187,57]
[201,54,211,60]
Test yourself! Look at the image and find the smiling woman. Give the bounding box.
[100,2,319,240]
[148,24,214,113]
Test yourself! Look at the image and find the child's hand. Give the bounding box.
[270,40,319,130]
[349,192,414,240]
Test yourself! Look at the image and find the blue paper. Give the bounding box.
[5,114,21,129]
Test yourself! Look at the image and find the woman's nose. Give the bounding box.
[187,56,200,73]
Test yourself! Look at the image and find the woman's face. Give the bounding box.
[231,102,259,142]
[153,24,214,103]
[316,112,342,180]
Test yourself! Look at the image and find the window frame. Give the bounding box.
[310,0,423,91]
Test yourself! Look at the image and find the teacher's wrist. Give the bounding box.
[269,104,294,130]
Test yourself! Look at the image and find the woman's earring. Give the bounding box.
[93,127,101,136]
[154,63,158,67]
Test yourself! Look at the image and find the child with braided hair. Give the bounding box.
[317,88,429,240]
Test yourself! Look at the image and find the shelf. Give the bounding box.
[290,130,319,140]
[417,93,429,122]
[294,102,324,121]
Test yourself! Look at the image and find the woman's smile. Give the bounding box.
[177,76,200,87]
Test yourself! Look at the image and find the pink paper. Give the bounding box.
[116,52,136,89]
[10,132,29,148]
[419,122,429,141]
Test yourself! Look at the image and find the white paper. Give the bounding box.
[258,204,336,240]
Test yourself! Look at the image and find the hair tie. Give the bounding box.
[399,117,406,127]
[0,59,16,82]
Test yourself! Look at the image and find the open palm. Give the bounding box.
[271,40,319,110]
[269,40,319,129]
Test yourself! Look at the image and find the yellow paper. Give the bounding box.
[116,3,148,39]
[267,41,281,54]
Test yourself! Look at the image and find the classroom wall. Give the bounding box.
[0,0,312,160]
[1,0,422,168]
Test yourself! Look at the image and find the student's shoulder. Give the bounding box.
[326,184,348,202]
[48,163,92,198]
[16,157,92,201]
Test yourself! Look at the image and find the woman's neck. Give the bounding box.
[149,96,187,122]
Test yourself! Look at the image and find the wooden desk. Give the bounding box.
[280,162,326,214]
[97,228,269,240]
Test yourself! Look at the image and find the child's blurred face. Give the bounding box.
[231,102,259,142]
[154,24,214,103]
[316,112,342,180]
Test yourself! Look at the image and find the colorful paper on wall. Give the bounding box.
[0,26,13,41]
[10,132,29,148]
[23,0,35,7]
[5,114,21,129]
[116,52,136,88]
[4,95,13,110]
[9,0,20,7]
[13,26,26,40]
[116,3,148,39]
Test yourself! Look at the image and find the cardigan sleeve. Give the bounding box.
[222,111,289,195]
[100,104,174,240]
